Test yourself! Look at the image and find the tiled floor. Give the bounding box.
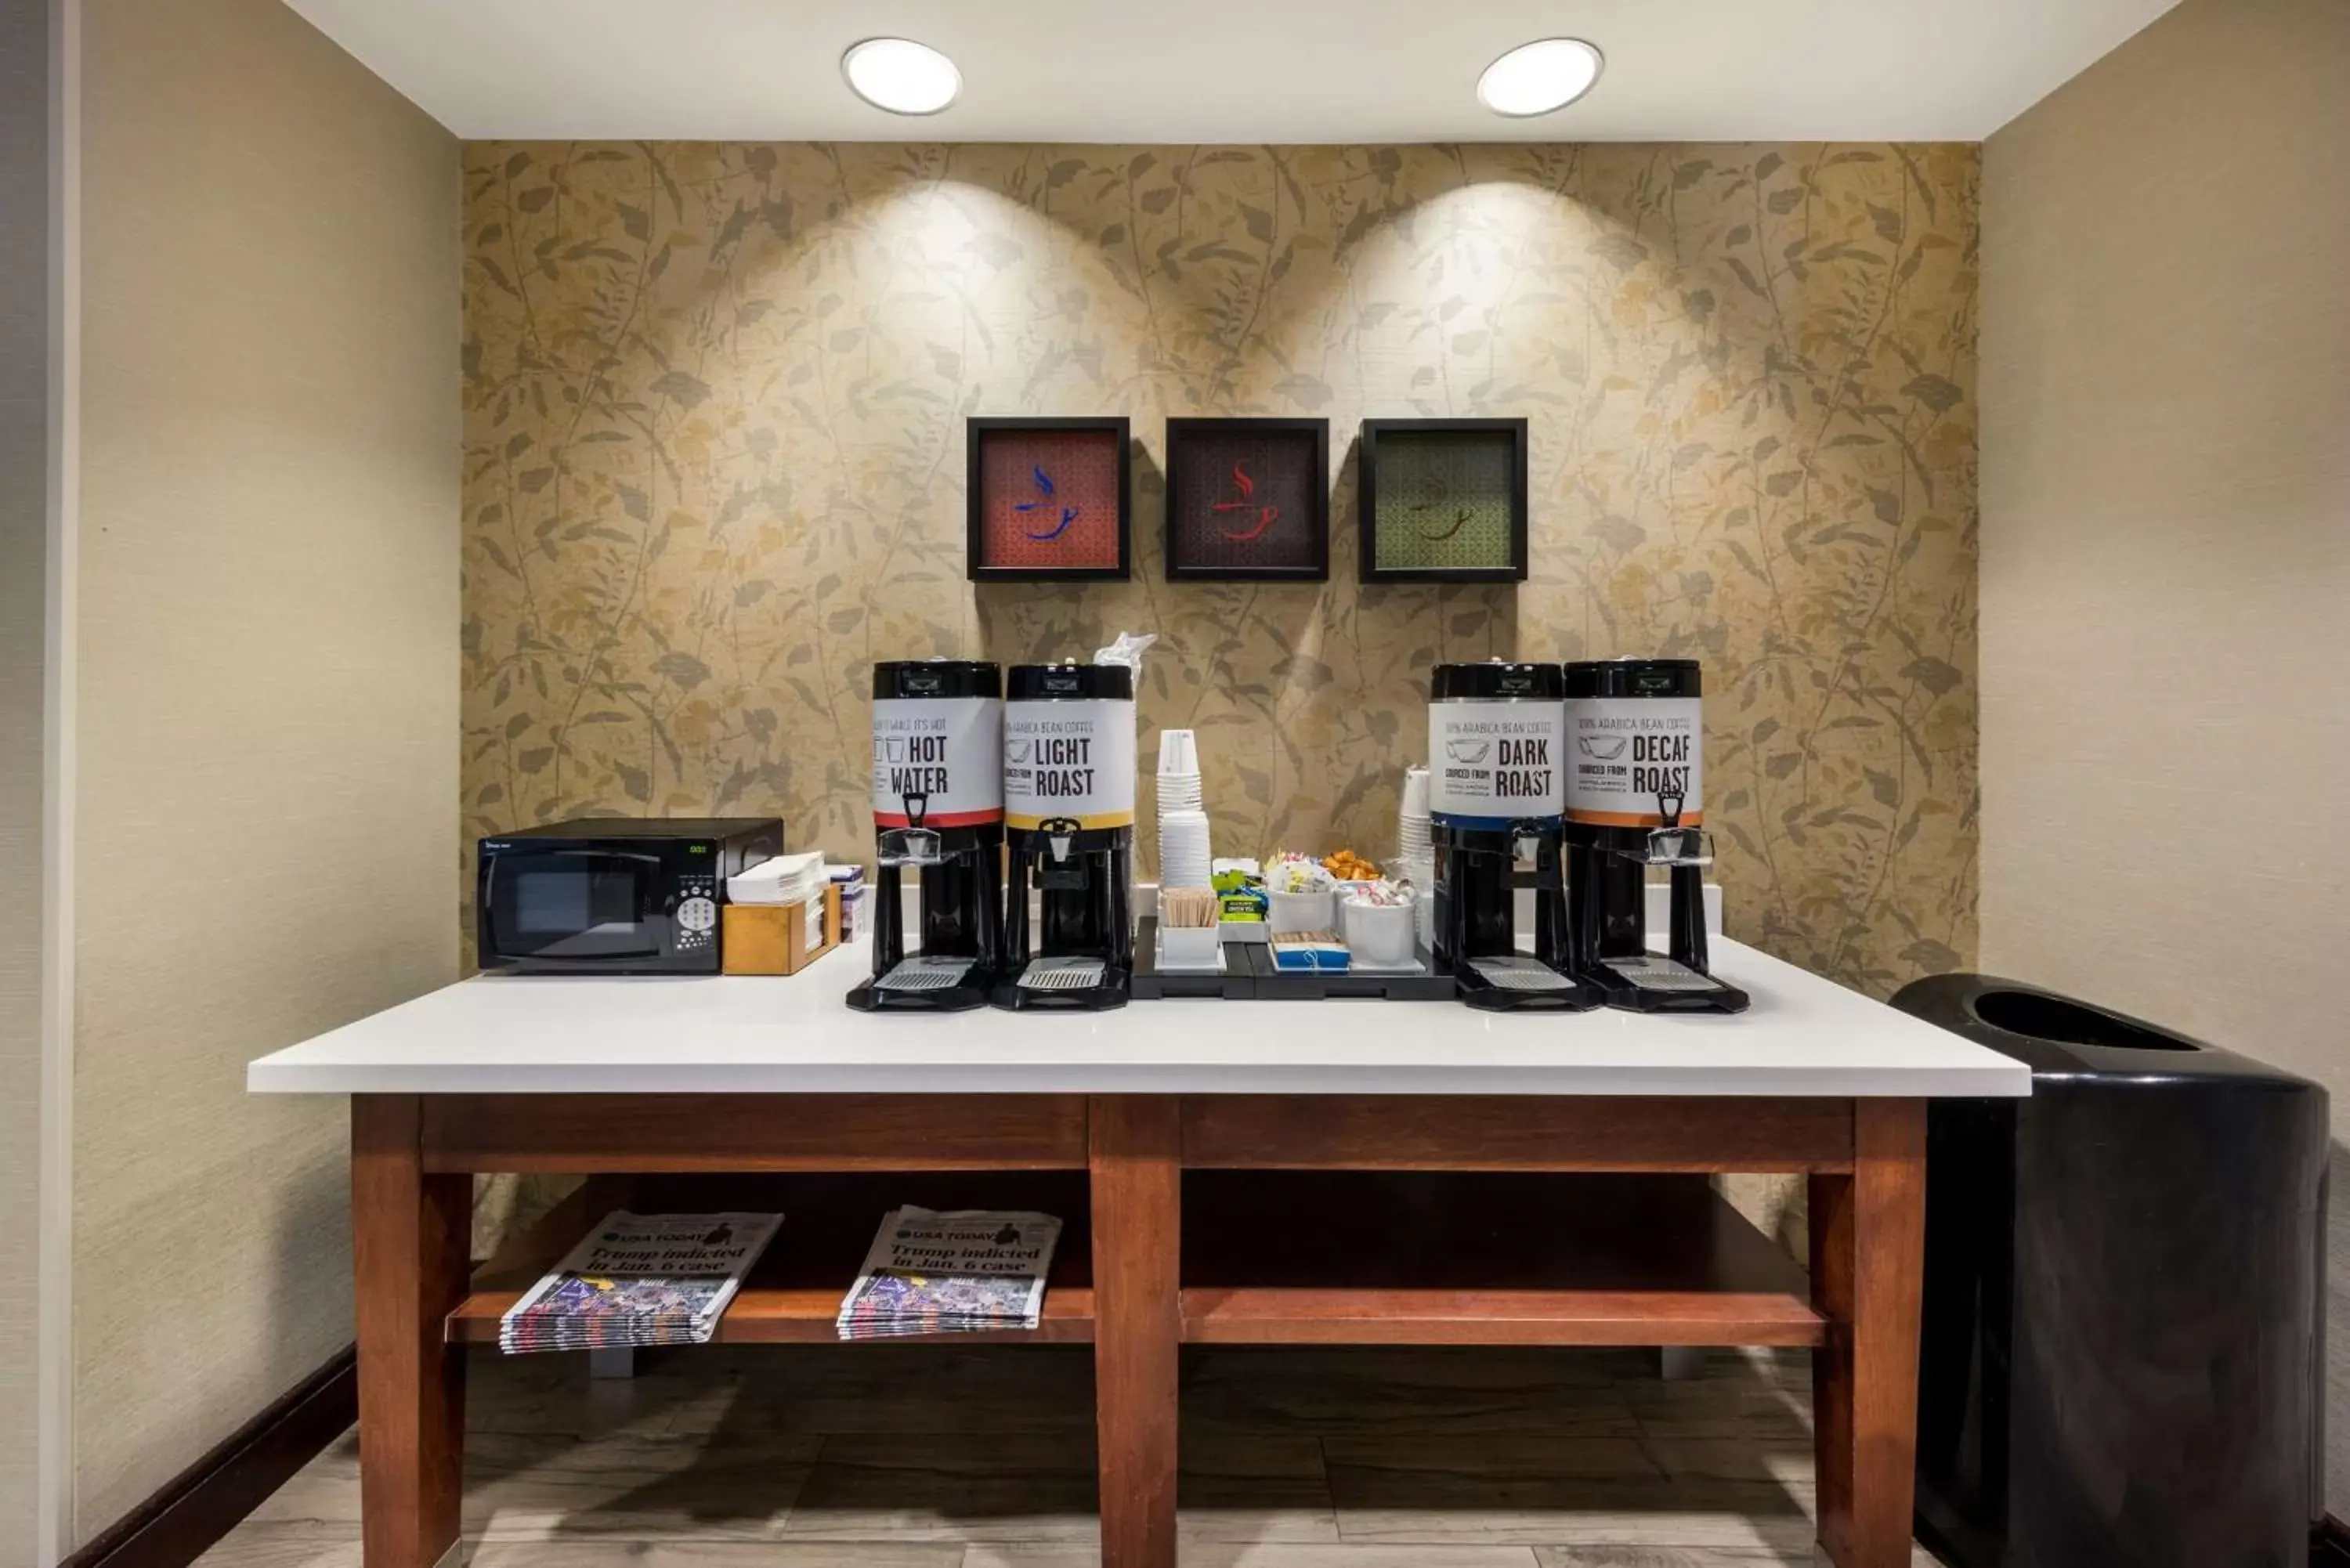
[199,1343,1943,1567]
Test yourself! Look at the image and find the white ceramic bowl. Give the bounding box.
[1341,897,1415,967]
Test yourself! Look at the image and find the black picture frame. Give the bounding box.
[1358,417,1531,584]
[1162,417,1331,583]
[966,417,1133,583]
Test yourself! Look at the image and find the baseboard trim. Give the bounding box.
[2315,1514,2350,1566]
[61,1347,356,1568]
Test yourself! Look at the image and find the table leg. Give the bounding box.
[352,1095,470,1568]
[1810,1098,1927,1568]
[1090,1096,1181,1568]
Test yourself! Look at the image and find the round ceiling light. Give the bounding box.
[841,37,962,116]
[1477,38,1605,117]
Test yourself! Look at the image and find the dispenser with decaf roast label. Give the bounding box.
[1426,662,1594,1011]
[995,662,1136,1011]
[1566,692,1702,829]
[848,660,1005,1013]
[1564,658,1746,1014]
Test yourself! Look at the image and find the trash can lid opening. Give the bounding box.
[1969,988,2200,1053]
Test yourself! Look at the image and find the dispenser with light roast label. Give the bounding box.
[1003,698,1137,833]
[994,663,1136,1011]
[1564,658,1747,1014]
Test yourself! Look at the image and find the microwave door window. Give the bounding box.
[493,855,662,959]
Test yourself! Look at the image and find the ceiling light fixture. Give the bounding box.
[841,37,962,116]
[1477,38,1605,117]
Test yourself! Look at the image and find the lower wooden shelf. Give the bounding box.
[446,1171,1820,1350]
[1180,1288,1820,1346]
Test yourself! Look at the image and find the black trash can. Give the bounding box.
[1891,974,2328,1568]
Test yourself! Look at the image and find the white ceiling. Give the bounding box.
[284,0,2182,144]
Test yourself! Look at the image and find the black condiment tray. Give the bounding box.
[1131,918,1457,1002]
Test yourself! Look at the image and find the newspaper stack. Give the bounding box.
[499,1210,782,1354]
[837,1206,1062,1340]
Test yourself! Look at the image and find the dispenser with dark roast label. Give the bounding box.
[1425,662,1593,1012]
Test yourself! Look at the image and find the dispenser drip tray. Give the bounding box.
[1464,956,1582,993]
[1604,956,1730,995]
[1018,956,1109,992]
[875,956,978,993]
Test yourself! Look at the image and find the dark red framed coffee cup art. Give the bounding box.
[1163,417,1330,582]
[966,417,1133,582]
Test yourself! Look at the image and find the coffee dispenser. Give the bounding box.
[1564,658,1748,1013]
[1427,662,1593,1010]
[994,661,1136,1010]
[848,659,1004,1013]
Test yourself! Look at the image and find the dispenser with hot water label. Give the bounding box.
[848,660,1006,1013]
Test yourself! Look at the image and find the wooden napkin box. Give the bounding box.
[721,883,842,976]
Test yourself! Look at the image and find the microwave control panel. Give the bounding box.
[673,858,719,952]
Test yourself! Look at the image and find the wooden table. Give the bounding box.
[250,937,2027,1568]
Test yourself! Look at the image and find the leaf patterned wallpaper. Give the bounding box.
[463,142,1979,995]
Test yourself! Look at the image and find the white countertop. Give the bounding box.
[245,938,2029,1099]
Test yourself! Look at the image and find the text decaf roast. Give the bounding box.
[1563,657,1705,830]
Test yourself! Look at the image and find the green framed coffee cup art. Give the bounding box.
[1358,418,1530,584]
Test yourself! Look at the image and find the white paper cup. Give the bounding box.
[1401,765,1431,818]
[1342,898,1415,968]
[1157,729,1200,776]
[1267,888,1336,934]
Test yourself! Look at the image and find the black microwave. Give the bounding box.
[476,818,782,974]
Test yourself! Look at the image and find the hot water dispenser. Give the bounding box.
[848,659,1006,1012]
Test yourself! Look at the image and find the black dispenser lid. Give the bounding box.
[1431,660,1564,700]
[1008,662,1133,701]
[1564,657,1701,699]
[873,659,1001,701]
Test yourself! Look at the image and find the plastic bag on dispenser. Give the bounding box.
[1092,631,1157,677]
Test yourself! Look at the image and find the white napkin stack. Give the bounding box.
[727,850,827,907]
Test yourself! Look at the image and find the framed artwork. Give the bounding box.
[1163,417,1330,582]
[1358,418,1530,584]
[966,417,1132,582]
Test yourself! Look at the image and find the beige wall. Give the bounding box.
[2,0,52,1557]
[71,0,458,1541]
[1979,0,2350,1517]
[465,141,1982,999]
[1980,0,2349,1117]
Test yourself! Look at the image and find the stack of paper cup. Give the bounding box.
[1397,765,1432,862]
[1157,729,1212,889]
[1397,765,1435,950]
